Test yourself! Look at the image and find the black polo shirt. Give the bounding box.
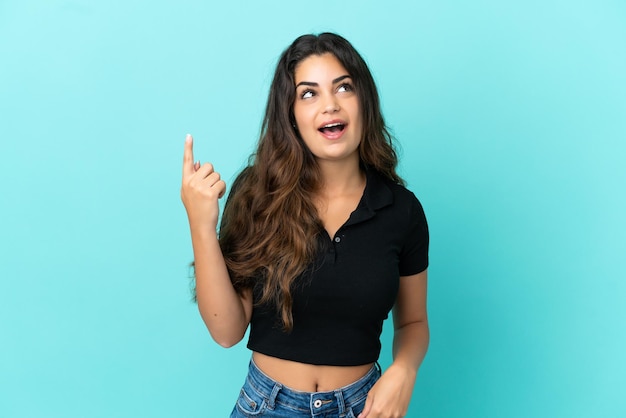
[247,169,429,366]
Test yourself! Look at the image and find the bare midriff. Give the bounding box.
[252,352,374,392]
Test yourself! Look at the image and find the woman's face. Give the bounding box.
[293,53,363,165]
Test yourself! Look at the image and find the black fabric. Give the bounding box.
[246,169,429,366]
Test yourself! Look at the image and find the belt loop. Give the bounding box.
[334,389,346,416]
[375,361,382,374]
[267,382,282,410]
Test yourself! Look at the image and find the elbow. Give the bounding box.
[395,317,429,332]
[199,314,246,348]
[209,328,246,348]
[214,336,242,348]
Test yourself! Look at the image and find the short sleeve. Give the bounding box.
[398,195,429,276]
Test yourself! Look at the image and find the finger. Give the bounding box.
[183,134,195,178]
[358,396,373,418]
[198,173,226,199]
[200,174,226,199]
[215,180,226,199]
[194,162,215,179]
[194,161,200,172]
[203,171,221,185]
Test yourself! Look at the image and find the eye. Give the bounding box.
[337,83,354,93]
[300,89,315,99]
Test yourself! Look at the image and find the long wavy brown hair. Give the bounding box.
[217,33,404,330]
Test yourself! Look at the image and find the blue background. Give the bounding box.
[1,1,625,417]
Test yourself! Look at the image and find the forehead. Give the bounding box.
[294,53,350,84]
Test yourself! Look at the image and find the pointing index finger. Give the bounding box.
[183,134,195,177]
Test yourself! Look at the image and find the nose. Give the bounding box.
[322,94,340,114]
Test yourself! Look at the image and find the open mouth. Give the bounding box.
[318,122,346,135]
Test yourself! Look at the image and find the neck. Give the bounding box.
[316,157,365,197]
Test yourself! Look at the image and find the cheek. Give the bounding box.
[349,100,362,129]
[294,108,316,130]
[292,104,306,125]
[352,116,364,139]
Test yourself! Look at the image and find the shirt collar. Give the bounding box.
[363,167,394,211]
[344,168,394,227]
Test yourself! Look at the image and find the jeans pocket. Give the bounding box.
[346,395,367,418]
[235,386,267,416]
[345,407,361,418]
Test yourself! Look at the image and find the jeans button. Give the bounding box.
[313,399,322,408]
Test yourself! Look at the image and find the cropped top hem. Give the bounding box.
[248,346,379,367]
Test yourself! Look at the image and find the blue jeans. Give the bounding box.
[230,359,381,417]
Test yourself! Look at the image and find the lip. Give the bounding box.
[317,119,348,140]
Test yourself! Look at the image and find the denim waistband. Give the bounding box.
[244,359,380,416]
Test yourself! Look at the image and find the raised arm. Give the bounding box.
[180,134,252,347]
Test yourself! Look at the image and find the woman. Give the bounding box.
[181,33,429,418]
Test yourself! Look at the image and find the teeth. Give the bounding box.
[323,123,343,128]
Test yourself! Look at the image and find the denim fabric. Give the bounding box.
[230,359,380,417]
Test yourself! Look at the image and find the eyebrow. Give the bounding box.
[296,75,351,88]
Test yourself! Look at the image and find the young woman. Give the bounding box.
[181,33,429,418]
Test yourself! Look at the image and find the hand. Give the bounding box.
[358,364,417,418]
[180,134,226,233]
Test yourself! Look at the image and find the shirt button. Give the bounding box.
[334,236,341,243]
[313,399,322,408]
